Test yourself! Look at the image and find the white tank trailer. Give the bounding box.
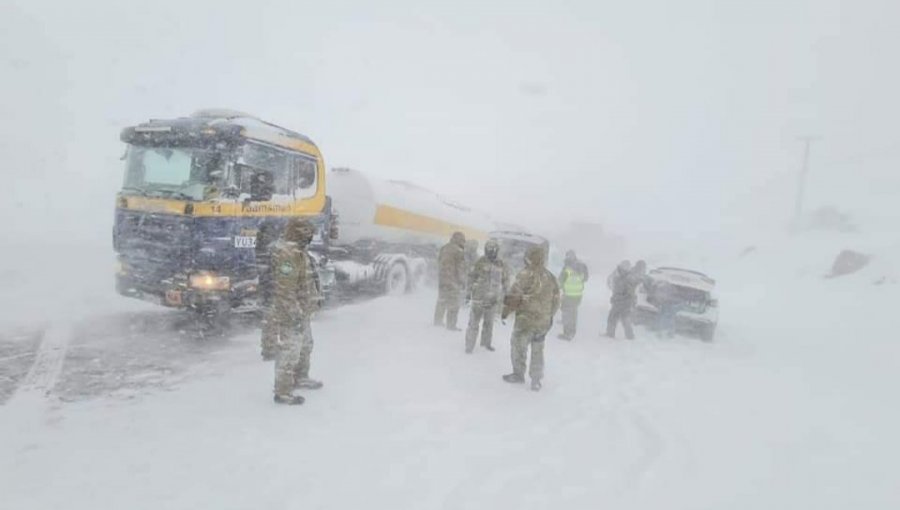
[324,167,496,297]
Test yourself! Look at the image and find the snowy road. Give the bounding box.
[1,247,898,509]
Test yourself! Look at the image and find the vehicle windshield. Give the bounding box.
[123,145,227,200]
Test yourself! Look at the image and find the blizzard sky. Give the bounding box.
[3,0,899,244]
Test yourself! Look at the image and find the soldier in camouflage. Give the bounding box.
[606,260,639,340]
[270,217,322,405]
[501,245,560,391]
[256,220,279,361]
[465,239,509,353]
[434,231,467,331]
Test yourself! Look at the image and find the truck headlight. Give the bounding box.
[190,271,230,290]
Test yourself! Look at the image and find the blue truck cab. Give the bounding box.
[114,110,333,316]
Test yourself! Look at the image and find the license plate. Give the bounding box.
[234,236,256,248]
[165,290,183,306]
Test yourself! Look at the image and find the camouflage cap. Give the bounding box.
[524,245,546,267]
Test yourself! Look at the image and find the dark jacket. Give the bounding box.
[609,267,640,306]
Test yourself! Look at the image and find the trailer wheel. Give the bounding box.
[384,262,408,296]
[408,264,425,292]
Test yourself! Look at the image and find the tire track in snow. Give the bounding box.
[608,338,669,495]
[437,347,671,508]
[0,324,70,466]
[620,409,665,491]
[7,323,71,405]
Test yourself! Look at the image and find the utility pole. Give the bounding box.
[794,135,822,221]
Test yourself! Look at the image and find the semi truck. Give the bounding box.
[113,110,495,316]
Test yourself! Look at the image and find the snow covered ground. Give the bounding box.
[1,230,898,509]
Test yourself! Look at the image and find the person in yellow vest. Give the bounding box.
[557,250,589,340]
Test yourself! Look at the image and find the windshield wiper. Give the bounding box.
[165,191,194,201]
[148,189,195,201]
[121,187,149,196]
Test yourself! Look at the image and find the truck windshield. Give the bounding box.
[123,145,227,200]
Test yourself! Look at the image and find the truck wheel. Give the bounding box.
[384,262,408,296]
[408,264,425,292]
[197,301,231,336]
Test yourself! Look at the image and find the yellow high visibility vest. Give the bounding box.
[563,267,585,297]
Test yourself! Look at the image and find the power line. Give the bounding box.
[794,135,822,221]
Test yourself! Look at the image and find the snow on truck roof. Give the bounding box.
[649,267,716,291]
[190,109,315,145]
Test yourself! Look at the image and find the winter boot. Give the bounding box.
[502,373,525,384]
[483,344,495,352]
[295,378,324,390]
[274,393,305,405]
[530,379,542,392]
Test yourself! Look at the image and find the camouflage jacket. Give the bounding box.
[255,227,277,289]
[270,239,315,325]
[438,241,466,290]
[503,265,560,333]
[467,256,510,305]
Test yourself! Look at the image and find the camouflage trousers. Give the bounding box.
[259,286,276,356]
[606,302,634,339]
[260,310,278,356]
[274,318,314,396]
[510,325,547,381]
[434,287,461,328]
[560,295,582,338]
[465,302,497,351]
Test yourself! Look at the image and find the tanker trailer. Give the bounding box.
[325,167,495,298]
